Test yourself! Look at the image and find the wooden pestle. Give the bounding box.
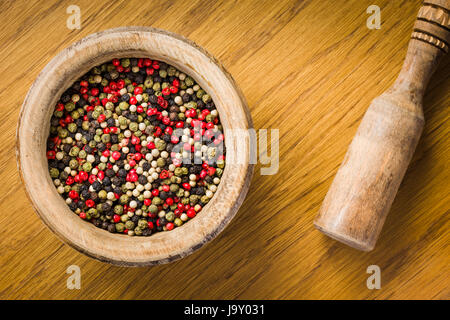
[314,0,449,251]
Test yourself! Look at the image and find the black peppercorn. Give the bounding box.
[107,224,116,233]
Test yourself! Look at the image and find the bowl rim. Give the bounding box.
[16,26,254,266]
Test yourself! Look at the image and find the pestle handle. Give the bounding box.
[314,0,449,251]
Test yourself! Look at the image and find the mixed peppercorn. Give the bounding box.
[47,58,225,236]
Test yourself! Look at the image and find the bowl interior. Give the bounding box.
[17,27,253,266]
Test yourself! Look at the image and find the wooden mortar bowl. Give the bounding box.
[16,27,253,266]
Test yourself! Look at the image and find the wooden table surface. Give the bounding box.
[0,0,448,300]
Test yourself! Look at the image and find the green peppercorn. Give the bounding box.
[49,168,59,178]
[98,190,107,199]
[153,140,164,152]
[217,159,225,169]
[119,101,129,111]
[119,194,129,204]
[149,205,158,214]
[65,102,75,112]
[129,122,138,132]
[165,211,175,222]
[101,134,111,143]
[114,205,123,215]
[134,227,143,236]
[138,219,148,229]
[87,208,99,218]
[152,197,162,205]
[69,146,80,157]
[82,162,92,172]
[185,76,194,87]
[115,223,125,233]
[176,189,185,198]
[82,121,90,130]
[67,123,77,133]
[125,220,135,230]
[78,150,87,159]
[156,158,166,167]
[58,128,69,138]
[174,218,183,227]
[69,159,79,169]
[202,94,211,103]
[189,195,200,205]
[121,58,130,68]
[144,78,153,88]
[174,167,183,176]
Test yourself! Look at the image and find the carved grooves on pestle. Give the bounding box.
[412,3,450,53]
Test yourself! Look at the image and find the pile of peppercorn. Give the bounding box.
[47,58,225,236]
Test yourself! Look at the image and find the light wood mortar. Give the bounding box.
[16,27,254,266]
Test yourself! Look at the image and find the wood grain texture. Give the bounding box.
[0,0,448,299]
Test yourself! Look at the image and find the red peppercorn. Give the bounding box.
[182,183,191,190]
[87,174,95,184]
[129,96,137,105]
[144,199,151,206]
[162,185,170,192]
[164,127,173,135]
[131,136,140,145]
[79,171,88,181]
[134,86,143,95]
[113,214,120,223]
[153,127,162,137]
[166,222,174,231]
[79,212,87,219]
[147,221,154,229]
[111,151,121,160]
[128,159,136,167]
[97,114,106,123]
[144,58,152,67]
[136,105,144,113]
[152,189,159,197]
[66,176,74,185]
[162,87,170,96]
[162,116,170,125]
[208,167,216,176]
[112,59,120,66]
[46,150,56,159]
[199,169,207,179]
[147,141,155,149]
[171,135,179,144]
[187,208,196,218]
[68,190,78,199]
[86,199,95,208]
[97,170,105,180]
[102,150,110,157]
